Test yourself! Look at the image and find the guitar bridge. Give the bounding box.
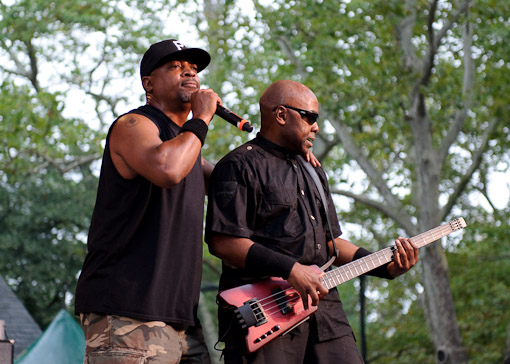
[234,298,268,330]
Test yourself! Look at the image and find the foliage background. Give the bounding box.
[1,0,509,363]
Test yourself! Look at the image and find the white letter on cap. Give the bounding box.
[173,40,185,50]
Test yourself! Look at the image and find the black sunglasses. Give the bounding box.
[275,105,319,125]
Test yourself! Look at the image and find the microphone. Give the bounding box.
[215,104,253,132]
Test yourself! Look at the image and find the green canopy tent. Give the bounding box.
[14,310,84,364]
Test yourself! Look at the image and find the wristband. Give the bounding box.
[353,247,394,280]
[179,118,208,146]
[245,244,297,279]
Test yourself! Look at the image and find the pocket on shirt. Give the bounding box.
[215,181,238,209]
[260,185,303,238]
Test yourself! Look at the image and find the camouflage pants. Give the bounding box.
[80,313,211,364]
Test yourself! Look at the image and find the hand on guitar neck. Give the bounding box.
[386,237,419,278]
[287,236,418,310]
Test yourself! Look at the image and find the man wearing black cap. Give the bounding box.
[75,39,219,364]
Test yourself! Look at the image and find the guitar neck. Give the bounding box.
[321,218,466,290]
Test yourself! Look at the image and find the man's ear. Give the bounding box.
[274,105,287,126]
[141,76,152,93]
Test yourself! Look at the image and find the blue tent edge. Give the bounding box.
[14,309,85,364]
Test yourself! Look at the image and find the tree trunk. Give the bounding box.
[421,245,468,364]
[410,93,469,363]
[398,1,472,361]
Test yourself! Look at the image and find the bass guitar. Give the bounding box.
[218,217,467,353]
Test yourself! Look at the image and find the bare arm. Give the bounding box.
[208,234,253,269]
[110,115,205,188]
[202,157,214,193]
[110,89,220,188]
[331,237,361,266]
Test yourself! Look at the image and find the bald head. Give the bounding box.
[259,80,317,122]
[258,80,319,156]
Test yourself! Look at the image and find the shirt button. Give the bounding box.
[247,146,252,150]
[310,215,316,221]
[300,190,305,196]
[317,244,321,250]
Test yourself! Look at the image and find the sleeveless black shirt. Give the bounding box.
[75,105,205,326]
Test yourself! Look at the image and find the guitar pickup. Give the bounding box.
[234,298,268,330]
[271,287,293,315]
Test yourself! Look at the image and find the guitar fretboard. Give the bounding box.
[321,218,466,290]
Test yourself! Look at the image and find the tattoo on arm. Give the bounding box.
[126,116,139,127]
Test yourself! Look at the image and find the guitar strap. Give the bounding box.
[297,155,339,271]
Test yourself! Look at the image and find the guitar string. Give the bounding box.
[255,222,465,320]
[254,244,405,313]
[243,222,460,321]
[247,244,393,310]
[251,293,304,320]
[249,245,395,308]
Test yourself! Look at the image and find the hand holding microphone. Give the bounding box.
[191,89,253,133]
[215,104,253,132]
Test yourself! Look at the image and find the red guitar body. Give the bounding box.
[218,277,316,353]
[216,217,467,354]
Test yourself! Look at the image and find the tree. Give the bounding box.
[2,1,509,362]
[0,78,98,326]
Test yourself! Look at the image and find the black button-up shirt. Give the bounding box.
[206,134,353,341]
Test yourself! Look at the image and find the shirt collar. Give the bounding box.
[255,133,298,160]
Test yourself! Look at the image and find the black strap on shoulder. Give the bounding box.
[297,155,339,270]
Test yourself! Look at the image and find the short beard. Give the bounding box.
[178,90,193,103]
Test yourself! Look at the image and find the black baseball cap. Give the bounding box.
[140,39,211,78]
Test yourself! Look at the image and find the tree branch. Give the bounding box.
[276,35,307,77]
[326,113,403,209]
[330,187,417,235]
[433,0,473,52]
[313,132,340,161]
[25,38,40,92]
[427,0,438,46]
[472,185,497,212]
[367,225,393,250]
[419,0,472,86]
[438,16,474,166]
[32,153,101,175]
[440,117,499,220]
[421,0,439,86]
[394,0,419,72]
[0,39,32,79]
[420,0,472,82]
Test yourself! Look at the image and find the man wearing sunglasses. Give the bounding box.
[205,80,418,363]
